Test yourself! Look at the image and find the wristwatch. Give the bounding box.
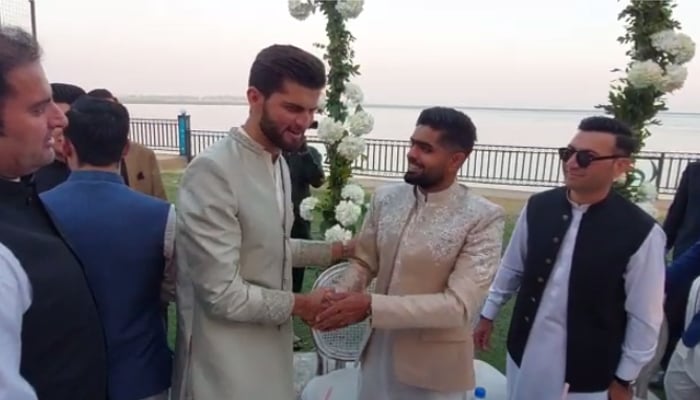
[613,375,633,388]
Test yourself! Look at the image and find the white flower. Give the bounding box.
[651,30,696,64]
[317,117,346,144]
[335,200,362,227]
[288,0,314,20]
[660,64,688,92]
[324,224,353,242]
[637,182,658,203]
[337,135,366,161]
[651,30,676,52]
[299,196,319,221]
[671,33,696,64]
[346,110,374,136]
[343,82,364,106]
[635,201,659,219]
[627,60,664,89]
[341,183,365,205]
[335,0,363,19]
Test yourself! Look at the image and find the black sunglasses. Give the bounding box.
[557,147,625,168]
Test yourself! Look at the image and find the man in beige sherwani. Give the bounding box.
[312,107,505,400]
[172,44,353,400]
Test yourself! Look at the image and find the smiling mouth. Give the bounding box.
[286,130,304,138]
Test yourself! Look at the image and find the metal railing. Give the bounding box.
[129,116,699,195]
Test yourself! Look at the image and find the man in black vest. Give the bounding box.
[475,116,666,400]
[33,83,86,193]
[0,26,107,399]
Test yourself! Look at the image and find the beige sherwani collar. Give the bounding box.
[412,179,461,205]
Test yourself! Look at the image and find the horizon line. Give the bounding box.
[119,96,700,116]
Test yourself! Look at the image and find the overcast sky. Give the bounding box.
[5,0,699,111]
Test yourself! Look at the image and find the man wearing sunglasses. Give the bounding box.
[475,116,666,400]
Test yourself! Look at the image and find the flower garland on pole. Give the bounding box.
[597,0,695,217]
[288,0,373,241]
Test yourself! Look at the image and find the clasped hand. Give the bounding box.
[297,289,371,332]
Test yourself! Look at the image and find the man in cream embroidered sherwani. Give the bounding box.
[313,107,505,400]
[172,45,353,400]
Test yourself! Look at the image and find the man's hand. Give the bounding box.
[473,317,494,351]
[608,379,633,400]
[292,288,334,325]
[314,292,370,331]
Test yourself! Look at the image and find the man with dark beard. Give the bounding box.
[172,44,354,400]
[309,107,505,400]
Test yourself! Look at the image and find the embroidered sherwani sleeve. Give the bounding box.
[336,193,381,292]
[481,205,529,320]
[616,224,666,381]
[177,157,294,325]
[370,206,505,329]
[290,239,333,268]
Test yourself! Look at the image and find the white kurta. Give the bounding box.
[0,242,37,400]
[357,193,469,400]
[482,199,666,400]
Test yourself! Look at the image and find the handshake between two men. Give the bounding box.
[293,288,371,332]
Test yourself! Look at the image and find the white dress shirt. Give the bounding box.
[482,199,666,399]
[0,242,37,400]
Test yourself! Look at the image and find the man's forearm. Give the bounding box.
[291,239,349,268]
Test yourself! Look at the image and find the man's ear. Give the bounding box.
[450,150,470,171]
[122,139,131,158]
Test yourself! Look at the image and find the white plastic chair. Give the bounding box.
[309,262,376,375]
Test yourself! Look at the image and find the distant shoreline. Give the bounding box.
[120,97,700,116]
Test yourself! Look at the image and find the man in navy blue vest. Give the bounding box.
[475,116,666,400]
[41,95,175,400]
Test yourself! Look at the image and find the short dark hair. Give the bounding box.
[64,96,130,167]
[0,26,41,134]
[51,83,86,105]
[87,88,118,102]
[416,107,477,153]
[578,116,638,155]
[249,44,326,97]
